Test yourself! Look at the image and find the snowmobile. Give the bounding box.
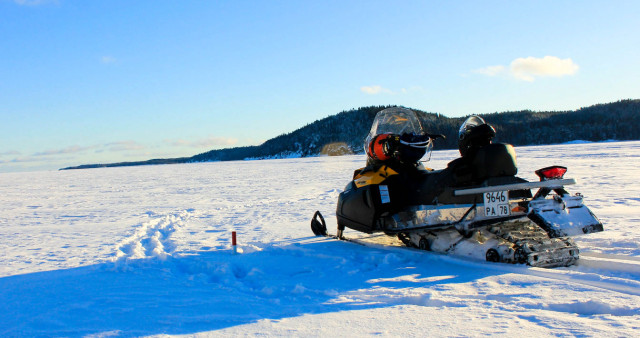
[311,107,603,268]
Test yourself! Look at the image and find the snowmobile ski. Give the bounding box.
[311,210,366,245]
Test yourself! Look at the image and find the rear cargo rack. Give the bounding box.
[454,179,576,196]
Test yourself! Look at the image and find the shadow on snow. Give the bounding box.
[0,237,504,337]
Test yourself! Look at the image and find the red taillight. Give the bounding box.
[535,166,567,180]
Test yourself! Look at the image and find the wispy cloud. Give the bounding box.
[101,56,117,64]
[31,141,146,157]
[361,85,393,95]
[13,0,58,6]
[1,155,46,164]
[1,138,234,171]
[103,141,146,152]
[168,136,238,149]
[361,85,424,95]
[33,145,97,157]
[474,56,579,82]
[473,65,506,77]
[400,86,424,94]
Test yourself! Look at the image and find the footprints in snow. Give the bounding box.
[114,210,193,262]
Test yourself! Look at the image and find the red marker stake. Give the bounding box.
[232,231,237,254]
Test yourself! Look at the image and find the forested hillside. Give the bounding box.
[190,99,640,162]
[62,100,640,170]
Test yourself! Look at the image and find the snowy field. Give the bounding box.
[1,141,639,337]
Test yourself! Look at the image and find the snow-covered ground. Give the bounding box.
[1,141,639,337]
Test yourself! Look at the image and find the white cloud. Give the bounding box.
[510,56,579,81]
[361,85,393,95]
[475,56,579,82]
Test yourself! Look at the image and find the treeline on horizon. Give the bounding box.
[61,99,640,170]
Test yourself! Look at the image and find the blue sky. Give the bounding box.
[1,0,639,172]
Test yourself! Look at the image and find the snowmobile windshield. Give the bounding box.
[458,115,487,139]
[365,107,427,152]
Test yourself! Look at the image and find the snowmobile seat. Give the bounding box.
[470,143,517,179]
[437,143,518,195]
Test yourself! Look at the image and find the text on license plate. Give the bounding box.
[483,191,510,217]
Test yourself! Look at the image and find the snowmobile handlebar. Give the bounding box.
[426,133,446,141]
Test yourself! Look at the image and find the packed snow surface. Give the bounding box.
[1,141,640,337]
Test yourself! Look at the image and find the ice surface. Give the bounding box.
[1,141,639,336]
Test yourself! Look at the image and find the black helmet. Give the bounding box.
[458,116,496,156]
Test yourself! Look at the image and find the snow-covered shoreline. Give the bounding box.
[1,141,639,336]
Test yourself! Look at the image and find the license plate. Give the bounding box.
[483,191,510,217]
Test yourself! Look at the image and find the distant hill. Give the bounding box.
[61,99,640,170]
